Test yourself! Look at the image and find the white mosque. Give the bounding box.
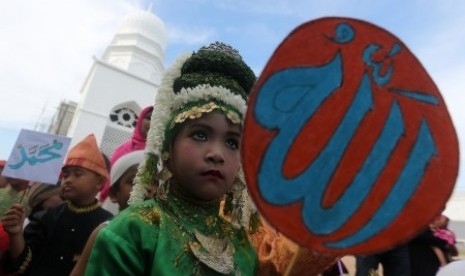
[54,8,167,157]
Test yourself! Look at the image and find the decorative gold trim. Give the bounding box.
[157,166,173,182]
[170,102,241,129]
[189,230,235,274]
[18,247,32,274]
[67,200,99,214]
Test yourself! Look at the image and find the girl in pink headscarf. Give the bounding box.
[110,106,153,165]
[99,106,153,204]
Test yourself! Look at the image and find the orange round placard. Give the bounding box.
[242,17,459,254]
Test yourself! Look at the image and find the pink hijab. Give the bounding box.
[109,106,153,166]
[99,106,153,202]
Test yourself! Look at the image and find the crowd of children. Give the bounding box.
[1,134,113,275]
[0,41,461,276]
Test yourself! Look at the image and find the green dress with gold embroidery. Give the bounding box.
[85,192,257,275]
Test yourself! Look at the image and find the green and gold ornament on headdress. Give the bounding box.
[129,42,259,231]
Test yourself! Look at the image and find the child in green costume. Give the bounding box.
[85,42,258,275]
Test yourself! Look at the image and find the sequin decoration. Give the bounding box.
[170,102,241,129]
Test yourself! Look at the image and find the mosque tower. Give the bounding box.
[66,7,167,156]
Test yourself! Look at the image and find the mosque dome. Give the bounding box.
[103,8,167,84]
[117,10,167,50]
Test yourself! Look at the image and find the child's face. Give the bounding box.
[431,215,448,230]
[61,166,104,205]
[170,112,241,201]
[141,111,152,138]
[110,165,138,210]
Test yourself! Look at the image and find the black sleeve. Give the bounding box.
[3,206,62,274]
[413,229,449,251]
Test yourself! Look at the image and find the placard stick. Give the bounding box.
[18,185,31,205]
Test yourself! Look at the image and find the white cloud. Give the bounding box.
[0,0,140,131]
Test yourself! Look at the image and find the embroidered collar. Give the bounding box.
[157,186,237,242]
[157,189,237,274]
[67,200,99,214]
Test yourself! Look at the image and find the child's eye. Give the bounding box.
[192,131,207,141]
[74,169,84,177]
[226,138,239,150]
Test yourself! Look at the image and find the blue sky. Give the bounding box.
[0,0,464,191]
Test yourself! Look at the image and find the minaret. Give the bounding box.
[103,7,167,84]
[66,8,167,156]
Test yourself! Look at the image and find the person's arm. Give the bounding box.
[85,227,144,275]
[70,222,107,276]
[1,204,31,273]
[431,246,448,267]
[248,217,339,275]
[2,203,57,274]
[1,204,26,259]
[84,208,158,275]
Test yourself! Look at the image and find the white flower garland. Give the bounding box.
[173,85,247,117]
[129,53,191,204]
[147,52,192,157]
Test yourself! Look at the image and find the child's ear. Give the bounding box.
[96,175,105,191]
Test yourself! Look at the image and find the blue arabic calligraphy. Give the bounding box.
[8,140,63,169]
[255,22,438,248]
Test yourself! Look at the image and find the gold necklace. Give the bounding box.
[67,200,99,214]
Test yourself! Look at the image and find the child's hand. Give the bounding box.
[1,204,26,236]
